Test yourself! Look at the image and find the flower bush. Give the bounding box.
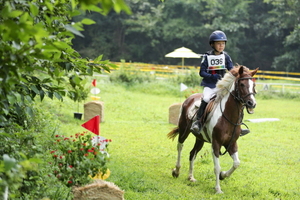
[48,132,109,187]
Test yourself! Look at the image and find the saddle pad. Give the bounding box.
[188,97,216,121]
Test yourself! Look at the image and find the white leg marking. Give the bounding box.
[220,152,240,179]
[188,153,197,182]
[212,148,223,194]
[174,142,183,175]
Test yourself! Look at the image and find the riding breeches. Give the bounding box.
[202,87,218,103]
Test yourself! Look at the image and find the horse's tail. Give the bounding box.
[167,127,179,141]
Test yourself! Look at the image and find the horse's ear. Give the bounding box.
[238,66,244,75]
[251,68,259,77]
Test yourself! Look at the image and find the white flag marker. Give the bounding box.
[180,83,188,92]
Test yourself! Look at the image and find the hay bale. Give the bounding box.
[169,103,182,125]
[84,101,104,122]
[73,180,124,200]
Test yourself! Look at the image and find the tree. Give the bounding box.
[264,0,300,71]
[0,0,131,126]
[71,0,300,71]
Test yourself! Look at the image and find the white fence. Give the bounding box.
[256,82,300,93]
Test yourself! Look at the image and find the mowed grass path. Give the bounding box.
[65,83,300,199]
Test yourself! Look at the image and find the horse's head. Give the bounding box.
[234,66,259,114]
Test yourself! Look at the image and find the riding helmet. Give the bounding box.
[209,30,227,45]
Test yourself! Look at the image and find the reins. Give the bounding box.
[219,76,254,155]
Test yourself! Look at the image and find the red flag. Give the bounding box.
[81,115,100,135]
[92,79,96,87]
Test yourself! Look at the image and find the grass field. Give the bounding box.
[47,80,300,200]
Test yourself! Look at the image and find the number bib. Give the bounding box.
[207,54,225,71]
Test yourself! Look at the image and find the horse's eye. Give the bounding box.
[240,83,245,87]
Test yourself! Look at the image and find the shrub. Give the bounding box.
[109,66,155,85]
[170,71,200,87]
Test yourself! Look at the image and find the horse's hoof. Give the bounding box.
[215,190,224,194]
[172,169,179,178]
[187,177,197,182]
[219,172,225,180]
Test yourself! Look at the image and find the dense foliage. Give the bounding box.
[0,0,130,127]
[72,0,300,72]
[0,0,129,199]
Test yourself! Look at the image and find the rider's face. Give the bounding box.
[213,41,226,53]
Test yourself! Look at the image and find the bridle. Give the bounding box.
[233,76,256,105]
[220,75,255,155]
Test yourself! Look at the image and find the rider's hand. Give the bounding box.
[211,74,221,81]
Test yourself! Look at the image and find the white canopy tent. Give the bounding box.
[165,47,201,68]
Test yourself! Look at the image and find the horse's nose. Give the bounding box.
[246,100,256,108]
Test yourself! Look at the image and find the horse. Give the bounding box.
[167,65,258,194]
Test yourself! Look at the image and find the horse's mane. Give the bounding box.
[215,65,250,103]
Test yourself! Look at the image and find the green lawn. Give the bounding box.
[49,81,300,199]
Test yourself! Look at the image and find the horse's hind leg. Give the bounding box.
[172,124,190,178]
[172,142,183,178]
[188,139,204,182]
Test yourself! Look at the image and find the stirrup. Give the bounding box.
[240,129,250,136]
[190,121,201,135]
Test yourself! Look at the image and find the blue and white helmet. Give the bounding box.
[209,30,227,45]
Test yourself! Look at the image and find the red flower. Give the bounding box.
[69,165,73,168]
[50,150,56,154]
[67,150,72,153]
[68,180,72,184]
[53,155,58,158]
[80,148,84,151]
[64,138,69,140]
[60,156,63,159]
[55,135,59,137]
[57,139,60,142]
[88,149,94,153]
[84,153,88,156]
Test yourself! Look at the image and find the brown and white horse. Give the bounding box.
[167,65,258,194]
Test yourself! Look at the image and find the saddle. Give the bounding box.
[190,95,216,123]
[201,95,217,124]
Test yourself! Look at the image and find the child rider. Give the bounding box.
[191,30,250,136]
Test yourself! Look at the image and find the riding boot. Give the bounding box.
[191,100,208,135]
[240,129,250,136]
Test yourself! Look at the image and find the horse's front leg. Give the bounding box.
[219,152,240,180]
[212,147,223,194]
[172,142,183,178]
